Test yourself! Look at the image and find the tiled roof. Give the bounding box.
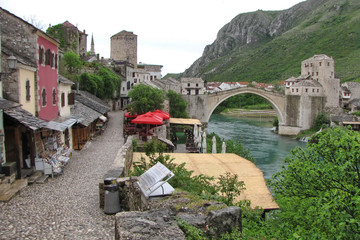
[70,101,102,127]
[75,91,110,115]
[4,106,47,130]
[293,80,322,87]
[0,98,20,110]
[58,75,74,85]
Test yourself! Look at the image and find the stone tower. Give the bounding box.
[79,29,87,56]
[301,54,340,108]
[110,31,137,67]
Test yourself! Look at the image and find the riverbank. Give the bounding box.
[221,108,276,118]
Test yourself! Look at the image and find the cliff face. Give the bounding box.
[182,0,360,83]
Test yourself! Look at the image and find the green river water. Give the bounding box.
[208,114,306,179]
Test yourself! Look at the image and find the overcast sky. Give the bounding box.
[1,0,304,75]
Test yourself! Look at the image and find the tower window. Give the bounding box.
[42,89,47,106]
[26,80,31,101]
[52,89,56,105]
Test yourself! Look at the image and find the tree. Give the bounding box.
[267,127,360,239]
[127,84,165,114]
[63,51,82,74]
[167,90,189,118]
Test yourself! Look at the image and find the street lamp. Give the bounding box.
[0,55,18,79]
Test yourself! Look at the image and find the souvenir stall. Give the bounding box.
[34,129,72,177]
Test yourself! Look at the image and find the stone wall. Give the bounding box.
[110,31,137,68]
[0,9,37,65]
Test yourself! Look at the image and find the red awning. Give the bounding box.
[125,112,137,118]
[153,110,170,120]
[131,112,163,125]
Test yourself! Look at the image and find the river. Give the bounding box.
[208,114,306,179]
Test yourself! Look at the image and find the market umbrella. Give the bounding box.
[202,131,207,153]
[221,141,226,154]
[212,136,217,154]
[131,112,163,125]
[153,110,170,120]
[124,112,137,118]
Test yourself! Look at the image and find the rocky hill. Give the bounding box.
[182,0,360,83]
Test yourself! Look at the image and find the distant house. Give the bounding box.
[181,78,204,95]
[153,77,181,94]
[137,63,163,81]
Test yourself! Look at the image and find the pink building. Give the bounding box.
[37,32,59,121]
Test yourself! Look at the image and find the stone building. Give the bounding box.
[284,76,325,130]
[301,54,340,108]
[111,31,137,68]
[60,21,88,56]
[137,63,162,80]
[153,77,181,94]
[181,78,204,95]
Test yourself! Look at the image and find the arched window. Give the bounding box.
[42,89,47,106]
[45,49,51,65]
[61,92,65,107]
[52,89,56,105]
[39,47,44,65]
[25,80,31,101]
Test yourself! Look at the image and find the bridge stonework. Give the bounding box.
[183,87,325,135]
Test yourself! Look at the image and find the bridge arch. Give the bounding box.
[204,88,285,125]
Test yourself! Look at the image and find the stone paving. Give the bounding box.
[0,111,124,240]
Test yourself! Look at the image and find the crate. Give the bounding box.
[2,162,17,176]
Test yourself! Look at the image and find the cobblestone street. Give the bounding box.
[0,111,124,240]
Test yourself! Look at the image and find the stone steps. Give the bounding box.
[0,179,28,202]
[28,171,43,184]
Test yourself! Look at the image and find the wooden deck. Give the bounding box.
[133,152,279,210]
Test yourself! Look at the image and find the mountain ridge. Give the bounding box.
[181,0,360,83]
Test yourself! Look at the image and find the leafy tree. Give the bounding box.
[127,84,165,114]
[312,112,330,131]
[63,51,82,74]
[79,72,97,94]
[267,127,360,239]
[98,67,121,98]
[167,90,189,118]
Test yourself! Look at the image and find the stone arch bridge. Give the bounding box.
[181,87,323,135]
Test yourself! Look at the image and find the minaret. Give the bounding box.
[90,34,95,56]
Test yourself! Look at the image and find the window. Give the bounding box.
[187,89,191,95]
[327,62,330,66]
[312,89,315,93]
[42,89,47,106]
[317,89,319,93]
[187,83,190,87]
[39,47,44,65]
[61,92,65,107]
[55,54,58,68]
[68,92,75,105]
[195,89,199,95]
[305,88,308,93]
[292,88,294,93]
[296,88,299,93]
[310,63,313,67]
[132,72,135,77]
[25,80,31,101]
[127,81,131,90]
[319,62,322,66]
[45,49,51,65]
[196,83,198,87]
[312,72,314,76]
[52,89,56,105]
[50,52,54,67]
[316,72,318,76]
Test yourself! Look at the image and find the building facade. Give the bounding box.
[181,78,204,95]
[37,32,60,121]
[110,31,137,68]
[301,54,340,108]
